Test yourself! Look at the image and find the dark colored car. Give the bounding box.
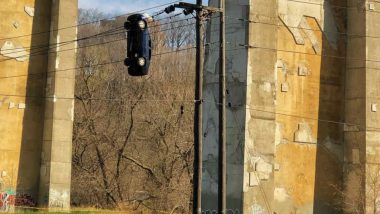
[124,13,152,76]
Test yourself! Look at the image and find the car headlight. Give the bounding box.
[138,20,146,29]
[137,57,146,66]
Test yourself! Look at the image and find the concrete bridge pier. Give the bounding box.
[38,0,78,210]
[0,0,77,211]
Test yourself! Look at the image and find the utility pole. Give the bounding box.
[193,0,204,213]
[218,0,227,212]
[164,3,221,213]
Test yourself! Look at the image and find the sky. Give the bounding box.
[79,0,196,15]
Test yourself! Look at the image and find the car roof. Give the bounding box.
[142,13,151,19]
[127,13,152,21]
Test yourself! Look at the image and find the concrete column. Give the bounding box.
[39,0,77,210]
[364,1,380,212]
[201,0,277,212]
[345,0,380,213]
[344,0,366,213]
[243,0,278,213]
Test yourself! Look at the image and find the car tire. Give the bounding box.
[137,57,146,67]
[137,20,146,29]
[124,58,131,66]
[124,22,131,30]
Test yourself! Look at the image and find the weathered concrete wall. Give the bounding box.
[363,1,380,212]
[0,0,77,211]
[343,0,366,213]
[345,0,380,213]
[202,0,278,212]
[202,0,348,213]
[203,0,380,213]
[274,0,346,213]
[202,0,249,212]
[0,1,51,211]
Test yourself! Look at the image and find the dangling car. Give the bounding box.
[124,13,152,76]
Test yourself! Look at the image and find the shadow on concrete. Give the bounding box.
[313,1,347,213]
[17,0,52,207]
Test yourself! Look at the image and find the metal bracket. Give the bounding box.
[175,2,221,12]
[165,2,221,15]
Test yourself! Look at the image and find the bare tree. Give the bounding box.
[72,9,196,213]
[164,17,196,50]
[332,164,380,214]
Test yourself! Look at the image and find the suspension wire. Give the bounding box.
[4,91,380,132]
[10,16,380,81]
[1,10,200,60]
[0,46,198,98]
[0,43,239,80]
[3,53,379,130]
[3,9,227,59]
[0,1,181,41]
[1,14,194,57]
[0,20,197,64]
[0,45,198,80]
[1,27,125,56]
[4,2,376,209]
[4,2,377,131]
[287,0,362,10]
[204,16,380,67]
[201,100,380,133]
[204,9,380,40]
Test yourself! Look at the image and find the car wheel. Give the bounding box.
[124,58,131,66]
[137,57,146,66]
[137,20,146,29]
[124,22,131,30]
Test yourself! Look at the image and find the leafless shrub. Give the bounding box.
[72,9,196,213]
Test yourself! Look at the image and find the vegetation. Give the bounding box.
[71,9,196,213]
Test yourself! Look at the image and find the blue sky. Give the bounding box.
[79,0,196,14]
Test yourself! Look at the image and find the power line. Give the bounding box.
[14,24,186,60]
[205,17,380,65]
[3,78,378,131]
[225,15,380,40]
[3,92,380,132]
[202,100,380,132]
[239,43,380,65]
[2,14,194,57]
[4,10,249,60]
[228,105,273,213]
[0,39,231,80]
[0,1,181,42]
[1,12,200,62]
[204,10,380,40]
[3,58,380,132]
[0,20,197,63]
[0,46,197,79]
[286,0,378,12]
[0,27,125,57]
[206,39,380,73]
[0,92,198,103]
[9,30,369,82]
[4,5,377,128]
